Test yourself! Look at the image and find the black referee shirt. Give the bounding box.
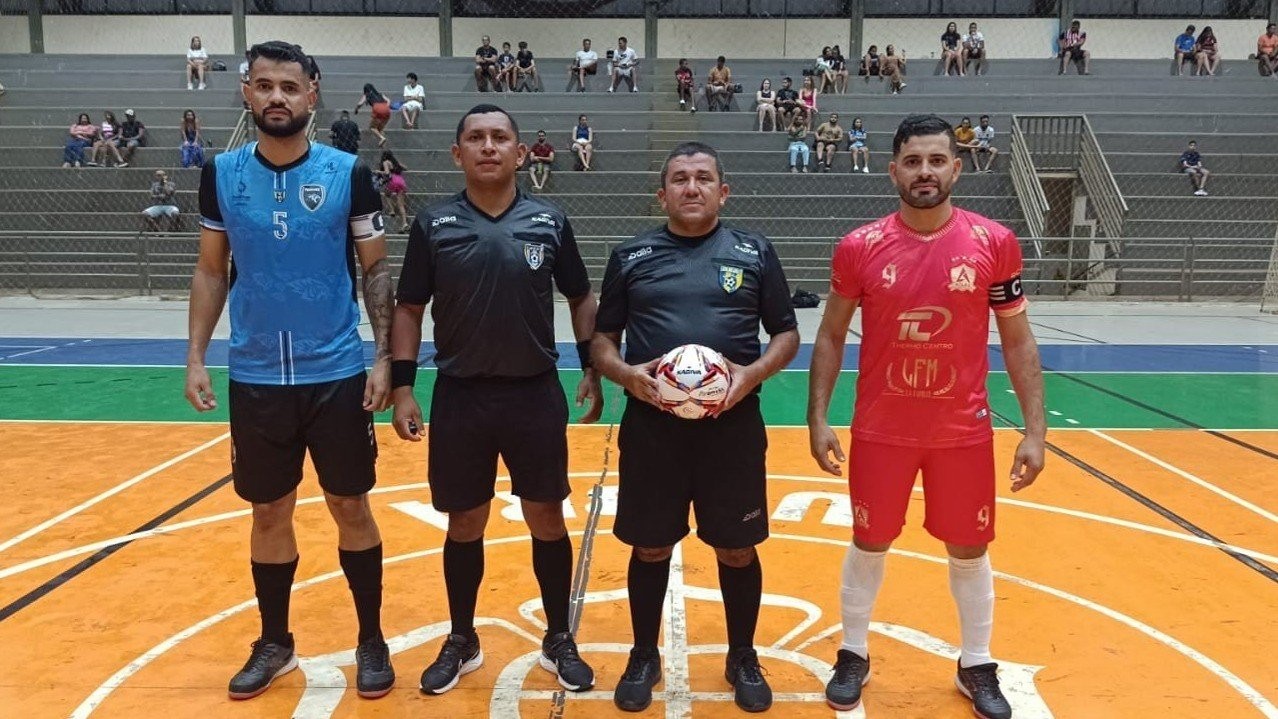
[596,223,797,367]
[396,190,591,379]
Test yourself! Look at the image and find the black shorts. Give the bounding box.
[428,370,569,512]
[614,394,768,549]
[229,372,377,504]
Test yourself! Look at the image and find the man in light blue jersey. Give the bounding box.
[185,40,396,702]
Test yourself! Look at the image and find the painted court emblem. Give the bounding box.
[523,243,545,270]
[719,265,744,293]
[300,184,326,211]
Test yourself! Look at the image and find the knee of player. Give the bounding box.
[521,499,568,539]
[446,502,492,541]
[634,545,675,563]
[944,542,988,560]
[251,495,297,530]
[713,546,758,567]
[324,492,374,525]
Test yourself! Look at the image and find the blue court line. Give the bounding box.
[1,338,1275,373]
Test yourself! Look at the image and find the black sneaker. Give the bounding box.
[419,633,483,695]
[355,635,395,699]
[825,649,870,710]
[227,634,298,700]
[613,646,662,712]
[956,661,1013,719]
[725,647,772,713]
[538,631,595,691]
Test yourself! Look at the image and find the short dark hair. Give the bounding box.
[619,36,627,43]
[455,103,520,142]
[717,55,726,63]
[892,114,958,156]
[406,72,417,81]
[1188,139,1197,145]
[980,114,990,121]
[247,40,311,78]
[659,141,724,186]
[783,76,792,83]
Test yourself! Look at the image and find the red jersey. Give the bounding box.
[831,208,1028,448]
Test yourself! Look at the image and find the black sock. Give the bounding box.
[532,536,574,636]
[444,537,485,639]
[627,552,671,650]
[251,557,298,646]
[339,544,383,643]
[718,557,762,651]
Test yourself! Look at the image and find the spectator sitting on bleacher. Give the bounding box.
[514,41,539,92]
[142,169,182,230]
[571,114,594,171]
[882,45,906,93]
[798,75,818,127]
[674,58,695,109]
[814,113,844,172]
[705,56,734,111]
[1174,25,1198,75]
[963,23,987,76]
[775,76,800,128]
[815,47,837,93]
[1195,26,1219,76]
[786,112,811,173]
[497,42,517,91]
[330,109,360,154]
[941,22,964,76]
[1058,19,1091,75]
[955,116,979,167]
[118,109,146,164]
[755,79,777,132]
[832,45,850,92]
[1257,23,1278,76]
[89,110,127,167]
[186,36,209,90]
[528,129,555,190]
[401,72,425,129]
[354,83,390,147]
[608,36,641,93]
[63,113,97,168]
[475,35,500,91]
[860,45,881,80]
[569,38,599,92]
[849,117,869,173]
[1179,140,1211,196]
[973,115,999,172]
[180,109,205,168]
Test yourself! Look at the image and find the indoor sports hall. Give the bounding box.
[2,1,1277,717]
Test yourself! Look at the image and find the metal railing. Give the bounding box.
[1077,115,1129,241]
[225,109,252,151]
[1008,120,1049,254]
[1,232,1270,302]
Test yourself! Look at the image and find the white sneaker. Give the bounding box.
[1194,189,1207,196]
[198,82,206,90]
[680,99,685,106]
[863,166,870,174]
[853,165,860,172]
[187,82,193,90]
[631,87,639,92]
[607,87,614,93]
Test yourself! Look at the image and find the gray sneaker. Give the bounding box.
[228,635,298,700]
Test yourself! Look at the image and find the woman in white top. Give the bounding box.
[186,36,209,90]
[755,79,777,132]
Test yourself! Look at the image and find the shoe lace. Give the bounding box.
[356,640,389,671]
[242,639,280,673]
[732,651,767,684]
[832,654,866,682]
[436,635,474,666]
[546,635,583,664]
[964,666,1001,695]
[622,650,658,681]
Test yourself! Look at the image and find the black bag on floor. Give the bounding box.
[791,288,820,308]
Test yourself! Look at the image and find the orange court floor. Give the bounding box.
[0,423,1276,719]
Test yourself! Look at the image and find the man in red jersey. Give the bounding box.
[806,114,1045,719]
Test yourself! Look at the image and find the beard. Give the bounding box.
[898,180,953,210]
[252,107,311,138]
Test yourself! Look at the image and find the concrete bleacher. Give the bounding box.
[1,54,1275,295]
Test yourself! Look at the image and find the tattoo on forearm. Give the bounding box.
[362,258,394,361]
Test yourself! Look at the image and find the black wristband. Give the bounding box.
[576,340,592,370]
[390,359,417,389]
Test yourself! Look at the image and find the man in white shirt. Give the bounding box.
[401,72,425,129]
[608,36,640,93]
[972,115,999,173]
[568,38,599,92]
[962,23,987,76]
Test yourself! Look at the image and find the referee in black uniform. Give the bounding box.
[592,142,800,713]
[390,104,602,696]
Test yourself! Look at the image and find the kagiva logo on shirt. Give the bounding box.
[530,213,558,228]
[719,265,744,293]
[300,184,325,211]
[524,243,545,270]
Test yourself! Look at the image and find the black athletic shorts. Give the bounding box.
[428,370,569,512]
[228,371,377,504]
[614,394,768,549]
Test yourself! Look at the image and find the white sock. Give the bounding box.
[949,554,995,668]
[839,544,887,659]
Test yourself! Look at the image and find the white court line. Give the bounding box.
[0,345,56,361]
[0,431,230,556]
[1088,429,1278,525]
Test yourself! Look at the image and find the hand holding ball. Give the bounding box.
[654,344,732,419]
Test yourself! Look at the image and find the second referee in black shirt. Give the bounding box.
[592,142,800,712]
[390,104,602,696]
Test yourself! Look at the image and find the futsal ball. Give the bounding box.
[654,344,732,420]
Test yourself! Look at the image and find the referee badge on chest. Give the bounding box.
[719,265,743,293]
[523,242,545,270]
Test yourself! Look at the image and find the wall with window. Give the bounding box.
[451,18,646,58]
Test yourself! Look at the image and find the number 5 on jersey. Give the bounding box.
[273,210,288,241]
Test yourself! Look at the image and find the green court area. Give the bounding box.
[0,366,1274,430]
